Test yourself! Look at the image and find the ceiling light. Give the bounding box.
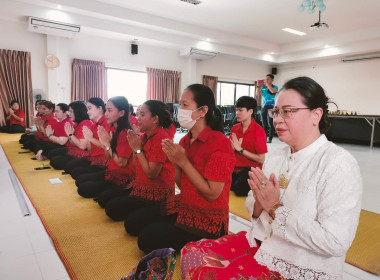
[310,11,329,30]
[180,0,202,5]
[282,28,306,36]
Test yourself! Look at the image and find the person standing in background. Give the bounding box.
[256,74,278,143]
[0,100,26,133]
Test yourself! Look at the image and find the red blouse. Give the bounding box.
[35,114,59,141]
[54,117,75,147]
[129,115,138,127]
[90,115,110,157]
[172,126,235,238]
[66,119,93,158]
[230,119,267,169]
[128,126,175,202]
[8,109,26,127]
[104,128,134,186]
[165,124,176,139]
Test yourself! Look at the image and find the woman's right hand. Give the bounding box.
[161,139,188,168]
[64,122,75,136]
[45,125,54,136]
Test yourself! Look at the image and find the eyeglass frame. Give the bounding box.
[268,107,311,119]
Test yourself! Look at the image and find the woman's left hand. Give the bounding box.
[230,133,243,151]
[126,130,142,152]
[64,122,75,136]
[248,167,280,213]
[97,126,111,147]
[161,139,188,167]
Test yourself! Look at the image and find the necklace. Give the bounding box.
[278,155,293,189]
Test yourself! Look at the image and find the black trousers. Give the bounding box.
[105,196,156,221]
[0,124,25,134]
[19,133,35,144]
[230,167,251,197]
[77,178,121,199]
[50,154,75,170]
[96,188,131,208]
[137,218,204,254]
[75,170,105,186]
[124,202,169,236]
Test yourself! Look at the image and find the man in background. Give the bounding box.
[256,74,278,143]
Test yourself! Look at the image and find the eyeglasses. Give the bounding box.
[268,107,310,119]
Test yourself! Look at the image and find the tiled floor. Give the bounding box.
[0,135,379,280]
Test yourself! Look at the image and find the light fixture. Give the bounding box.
[180,0,201,5]
[298,0,326,14]
[282,28,307,36]
[310,11,329,30]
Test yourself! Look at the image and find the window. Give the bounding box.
[217,81,255,105]
[106,68,147,106]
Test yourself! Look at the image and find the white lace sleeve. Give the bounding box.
[272,151,362,257]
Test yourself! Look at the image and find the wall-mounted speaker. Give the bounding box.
[131,43,138,55]
[271,67,277,75]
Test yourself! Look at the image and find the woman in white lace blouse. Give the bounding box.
[180,76,362,280]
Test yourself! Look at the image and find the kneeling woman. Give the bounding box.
[135,84,235,254]
[77,96,134,199]
[104,100,175,221]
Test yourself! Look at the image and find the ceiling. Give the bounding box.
[1,0,380,64]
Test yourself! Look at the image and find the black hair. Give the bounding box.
[185,84,223,133]
[235,96,257,117]
[56,103,69,113]
[129,104,136,116]
[143,100,173,129]
[88,97,106,113]
[280,76,330,133]
[108,96,132,153]
[68,101,89,123]
[41,100,55,111]
[36,99,45,105]
[266,74,274,80]
[10,100,20,106]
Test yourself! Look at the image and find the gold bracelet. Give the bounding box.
[268,203,282,219]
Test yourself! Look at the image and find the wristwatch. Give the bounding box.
[135,149,142,155]
[105,146,111,151]
[239,148,245,155]
[68,133,73,139]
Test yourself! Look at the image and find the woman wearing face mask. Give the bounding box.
[104,100,175,220]
[63,98,110,179]
[76,96,135,199]
[49,101,93,170]
[131,84,235,254]
[34,103,75,160]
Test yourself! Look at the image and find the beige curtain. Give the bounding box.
[202,75,218,103]
[71,59,106,101]
[0,49,33,126]
[146,68,181,103]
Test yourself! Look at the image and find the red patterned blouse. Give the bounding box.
[35,114,59,142]
[128,126,175,202]
[88,115,110,166]
[66,119,93,158]
[167,126,236,238]
[104,128,134,186]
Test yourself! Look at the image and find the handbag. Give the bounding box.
[121,248,176,280]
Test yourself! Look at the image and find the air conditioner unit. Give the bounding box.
[28,17,81,38]
[341,52,380,62]
[180,48,218,60]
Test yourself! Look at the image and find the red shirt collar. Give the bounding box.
[183,126,212,146]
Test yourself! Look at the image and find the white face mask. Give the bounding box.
[177,106,203,130]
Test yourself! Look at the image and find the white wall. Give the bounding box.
[277,58,380,115]
[0,19,48,100]
[196,56,270,84]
